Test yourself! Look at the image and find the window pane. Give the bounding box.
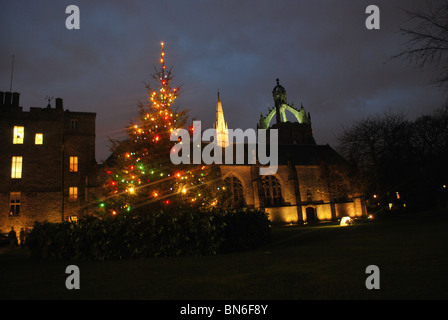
[70,119,78,131]
[223,176,245,207]
[261,175,283,207]
[10,192,21,216]
[35,133,43,145]
[69,187,78,201]
[70,156,78,172]
[13,126,24,144]
[11,156,23,179]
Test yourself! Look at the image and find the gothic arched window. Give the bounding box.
[261,175,284,207]
[223,176,245,207]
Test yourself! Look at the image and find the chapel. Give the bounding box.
[217,79,367,224]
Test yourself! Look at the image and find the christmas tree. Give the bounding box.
[101,42,223,216]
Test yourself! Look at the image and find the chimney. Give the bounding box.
[0,91,4,106]
[12,92,20,107]
[4,92,12,106]
[55,97,63,110]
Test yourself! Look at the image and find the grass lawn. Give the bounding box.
[1,209,447,300]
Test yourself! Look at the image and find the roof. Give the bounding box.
[207,142,348,167]
[277,144,347,166]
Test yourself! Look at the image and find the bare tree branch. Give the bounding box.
[393,0,448,87]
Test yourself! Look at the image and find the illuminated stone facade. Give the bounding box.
[0,91,99,237]
[218,80,367,224]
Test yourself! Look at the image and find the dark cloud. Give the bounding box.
[0,0,445,162]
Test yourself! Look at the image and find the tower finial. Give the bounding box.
[45,96,53,108]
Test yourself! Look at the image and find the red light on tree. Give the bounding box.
[100,42,220,215]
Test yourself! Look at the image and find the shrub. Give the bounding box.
[216,208,272,253]
[27,207,271,260]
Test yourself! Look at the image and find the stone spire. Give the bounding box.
[214,91,229,147]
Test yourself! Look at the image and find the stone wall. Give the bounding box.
[0,94,98,237]
[219,163,366,225]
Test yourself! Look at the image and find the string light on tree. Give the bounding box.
[100,42,223,216]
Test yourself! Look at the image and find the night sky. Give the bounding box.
[1,0,445,162]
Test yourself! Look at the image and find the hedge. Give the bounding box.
[27,208,271,260]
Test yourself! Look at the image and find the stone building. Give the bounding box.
[0,91,99,237]
[218,80,367,224]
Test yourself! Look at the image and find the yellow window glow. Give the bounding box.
[69,156,78,172]
[11,156,23,179]
[69,187,78,201]
[68,216,78,222]
[35,133,43,145]
[13,126,24,144]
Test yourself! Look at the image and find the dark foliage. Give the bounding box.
[338,106,448,211]
[27,208,271,261]
[213,208,272,254]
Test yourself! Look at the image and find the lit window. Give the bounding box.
[69,187,78,201]
[10,192,21,216]
[11,156,23,179]
[35,133,43,145]
[13,126,24,144]
[69,156,78,172]
[68,216,78,222]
